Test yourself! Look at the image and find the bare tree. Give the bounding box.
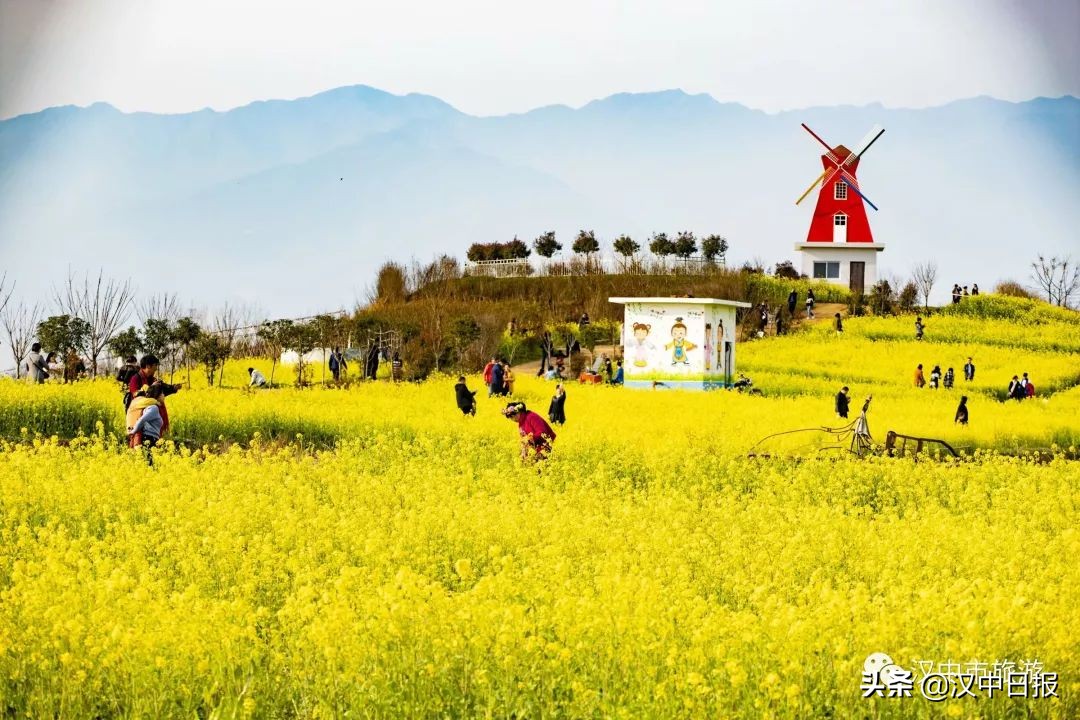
[0,273,12,318]
[53,269,136,377]
[1031,255,1080,308]
[211,304,241,387]
[2,300,42,378]
[911,261,938,312]
[139,292,181,326]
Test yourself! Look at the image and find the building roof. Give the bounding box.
[609,297,752,308]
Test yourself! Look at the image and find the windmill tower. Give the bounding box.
[794,124,885,294]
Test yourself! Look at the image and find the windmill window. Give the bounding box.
[834,213,847,226]
[834,181,848,200]
[813,262,840,279]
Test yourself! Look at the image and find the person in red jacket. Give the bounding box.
[503,401,556,462]
[128,354,180,434]
[483,356,497,396]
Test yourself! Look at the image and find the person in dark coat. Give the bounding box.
[787,289,797,316]
[954,396,969,425]
[489,360,506,397]
[548,383,567,425]
[963,357,975,381]
[454,376,477,416]
[835,386,850,419]
[365,344,381,380]
[833,313,843,333]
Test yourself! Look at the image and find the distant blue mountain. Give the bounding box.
[1,86,1077,314]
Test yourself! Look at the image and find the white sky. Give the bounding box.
[1,0,1077,119]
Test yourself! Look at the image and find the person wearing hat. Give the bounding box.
[835,386,850,419]
[503,401,556,461]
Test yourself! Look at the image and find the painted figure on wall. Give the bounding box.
[628,322,655,368]
[665,317,697,365]
[704,323,712,371]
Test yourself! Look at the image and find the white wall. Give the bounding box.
[797,247,880,290]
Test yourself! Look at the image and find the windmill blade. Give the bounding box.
[844,125,885,166]
[801,123,841,165]
[839,169,879,211]
[796,168,830,205]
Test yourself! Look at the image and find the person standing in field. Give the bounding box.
[775,310,784,336]
[483,356,497,395]
[805,289,815,319]
[390,352,403,382]
[23,342,48,384]
[954,396,969,425]
[964,357,975,381]
[914,364,926,388]
[489,358,506,397]
[943,367,955,389]
[914,316,925,341]
[1007,375,1023,400]
[503,401,557,462]
[972,283,980,296]
[833,313,844,334]
[454,376,477,416]
[611,359,624,386]
[329,348,347,382]
[502,361,516,396]
[248,367,268,388]
[758,306,769,335]
[787,289,797,317]
[835,386,850,419]
[548,383,567,425]
[129,354,179,421]
[929,365,942,389]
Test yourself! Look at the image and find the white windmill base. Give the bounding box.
[794,242,884,294]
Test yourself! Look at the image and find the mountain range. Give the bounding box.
[1,85,1077,314]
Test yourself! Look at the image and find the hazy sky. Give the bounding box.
[2,0,1077,119]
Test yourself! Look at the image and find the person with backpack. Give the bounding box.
[954,396,969,425]
[23,342,48,384]
[454,376,477,416]
[548,383,567,425]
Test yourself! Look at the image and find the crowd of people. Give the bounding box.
[950,283,980,304]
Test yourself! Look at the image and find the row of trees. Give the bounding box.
[467,230,729,266]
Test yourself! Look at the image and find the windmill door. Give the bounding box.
[849,262,865,294]
[833,213,848,242]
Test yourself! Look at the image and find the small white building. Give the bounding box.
[794,241,883,293]
[609,297,751,390]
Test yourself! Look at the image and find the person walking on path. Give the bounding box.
[248,367,268,388]
[787,289,797,316]
[454,376,477,416]
[805,289,815,319]
[954,396,969,425]
[929,365,942,389]
[914,316,925,341]
[835,386,850,419]
[23,342,48,384]
[548,383,567,425]
[503,401,557,462]
[914,364,926,388]
[964,357,975,381]
[943,367,955,389]
[833,313,844,334]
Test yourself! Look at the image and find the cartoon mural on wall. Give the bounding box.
[665,317,697,365]
[628,322,655,368]
[610,297,749,390]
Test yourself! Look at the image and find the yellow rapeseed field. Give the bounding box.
[1,300,1078,717]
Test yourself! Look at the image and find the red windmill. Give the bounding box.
[794,124,886,293]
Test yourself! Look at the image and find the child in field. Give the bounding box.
[455,376,477,416]
[548,384,567,425]
[127,383,168,464]
[503,401,556,462]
